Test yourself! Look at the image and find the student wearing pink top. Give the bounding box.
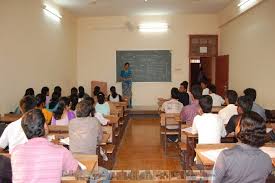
[51,97,76,125]
[11,109,78,183]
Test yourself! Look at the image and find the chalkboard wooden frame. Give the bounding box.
[116,50,172,82]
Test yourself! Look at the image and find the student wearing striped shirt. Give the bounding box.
[11,109,78,183]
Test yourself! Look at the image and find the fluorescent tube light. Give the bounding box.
[238,0,256,9]
[138,23,168,33]
[43,4,62,20]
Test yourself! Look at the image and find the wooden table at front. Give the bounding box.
[195,143,275,170]
[181,125,236,167]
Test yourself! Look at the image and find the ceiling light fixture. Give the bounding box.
[43,4,62,20]
[138,23,168,33]
[238,0,256,9]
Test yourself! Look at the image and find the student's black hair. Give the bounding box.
[200,79,208,86]
[76,100,95,118]
[70,94,78,111]
[36,94,46,107]
[226,90,238,104]
[124,62,130,67]
[78,86,85,98]
[71,87,78,96]
[243,88,257,101]
[53,97,70,120]
[84,96,95,106]
[171,87,179,99]
[24,88,35,97]
[48,92,59,110]
[97,92,106,104]
[21,109,45,139]
[199,95,213,113]
[191,85,202,100]
[110,86,118,98]
[208,84,217,94]
[181,81,188,90]
[237,111,266,147]
[41,87,49,96]
[93,86,101,96]
[54,86,62,98]
[19,96,37,113]
[237,96,253,113]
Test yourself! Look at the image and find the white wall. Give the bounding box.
[220,0,275,108]
[77,15,219,106]
[0,0,77,114]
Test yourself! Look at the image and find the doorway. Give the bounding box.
[189,55,229,96]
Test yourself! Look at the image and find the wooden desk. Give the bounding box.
[195,143,275,169]
[0,114,21,124]
[100,133,111,145]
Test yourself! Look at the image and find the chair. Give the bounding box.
[163,113,181,156]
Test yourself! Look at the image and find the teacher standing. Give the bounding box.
[120,62,132,108]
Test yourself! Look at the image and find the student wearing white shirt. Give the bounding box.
[218,90,238,124]
[107,86,122,102]
[192,95,226,144]
[208,84,225,106]
[0,96,37,153]
[161,88,183,113]
[201,80,209,95]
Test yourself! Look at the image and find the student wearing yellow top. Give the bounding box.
[36,94,53,124]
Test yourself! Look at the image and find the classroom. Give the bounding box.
[0,0,275,182]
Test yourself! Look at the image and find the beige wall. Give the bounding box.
[77,15,219,106]
[220,0,275,108]
[0,0,77,114]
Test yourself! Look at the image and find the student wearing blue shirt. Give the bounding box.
[120,62,132,107]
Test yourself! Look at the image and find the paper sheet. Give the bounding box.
[60,137,70,145]
[266,128,273,133]
[260,147,275,158]
[78,161,87,170]
[181,127,196,134]
[200,148,227,162]
[47,135,55,141]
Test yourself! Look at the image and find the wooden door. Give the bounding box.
[215,55,229,96]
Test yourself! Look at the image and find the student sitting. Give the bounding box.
[0,96,37,153]
[14,88,35,114]
[178,81,189,106]
[11,109,78,183]
[70,94,78,113]
[41,86,50,106]
[209,84,225,106]
[46,92,59,112]
[218,90,238,124]
[51,97,75,126]
[69,100,103,154]
[93,86,101,97]
[161,88,183,113]
[108,86,122,102]
[191,95,226,144]
[36,94,53,125]
[78,86,89,102]
[201,80,209,95]
[95,92,110,116]
[53,85,62,98]
[85,96,109,126]
[244,88,267,121]
[225,96,253,135]
[212,112,272,183]
[180,85,202,125]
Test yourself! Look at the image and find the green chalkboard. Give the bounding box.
[116,50,171,82]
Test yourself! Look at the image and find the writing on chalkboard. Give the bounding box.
[116,50,171,82]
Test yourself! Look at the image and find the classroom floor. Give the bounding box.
[114,117,181,170]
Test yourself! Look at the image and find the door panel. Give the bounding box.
[215,55,229,96]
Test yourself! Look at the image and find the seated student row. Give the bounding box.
[0,94,113,182]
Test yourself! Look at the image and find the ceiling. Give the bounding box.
[54,0,233,17]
